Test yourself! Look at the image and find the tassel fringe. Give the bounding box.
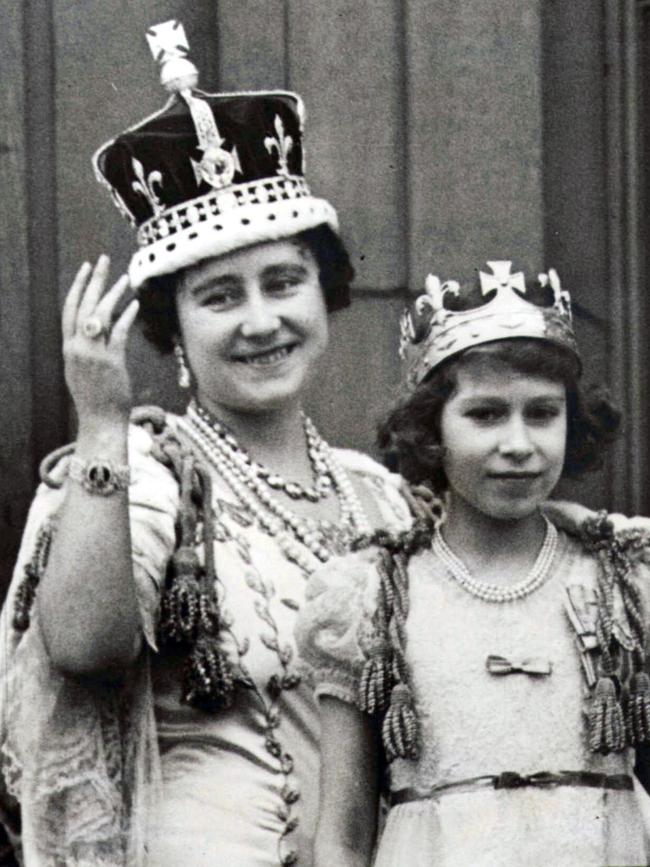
[588,676,626,754]
[359,647,392,715]
[182,635,235,712]
[382,683,419,761]
[153,430,235,713]
[13,524,54,633]
[626,671,650,746]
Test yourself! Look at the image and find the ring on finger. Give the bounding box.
[82,316,106,340]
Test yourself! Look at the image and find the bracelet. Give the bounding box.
[68,455,131,496]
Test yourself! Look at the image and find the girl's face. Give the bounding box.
[439,357,567,522]
[175,239,328,414]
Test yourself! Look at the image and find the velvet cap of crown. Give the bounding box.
[399,260,579,390]
[93,20,338,290]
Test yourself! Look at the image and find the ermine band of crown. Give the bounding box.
[136,176,310,246]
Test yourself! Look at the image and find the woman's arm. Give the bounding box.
[37,256,142,678]
[314,696,381,867]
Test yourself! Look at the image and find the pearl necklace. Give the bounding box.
[194,402,333,502]
[179,406,371,573]
[432,517,558,603]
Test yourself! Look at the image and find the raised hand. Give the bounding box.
[62,254,139,427]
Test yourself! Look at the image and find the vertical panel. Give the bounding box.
[288,0,406,290]
[217,0,286,90]
[541,0,611,509]
[406,0,544,285]
[287,0,407,455]
[0,5,33,592]
[24,0,68,454]
[304,297,406,457]
[602,0,648,513]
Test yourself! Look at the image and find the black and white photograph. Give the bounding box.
[2,2,650,865]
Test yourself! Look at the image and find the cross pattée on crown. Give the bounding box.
[477,261,531,314]
[479,261,526,297]
[146,20,189,65]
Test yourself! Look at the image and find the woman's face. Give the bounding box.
[175,239,328,414]
[439,358,567,522]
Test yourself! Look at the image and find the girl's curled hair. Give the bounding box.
[378,338,621,488]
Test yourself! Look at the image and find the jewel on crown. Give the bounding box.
[399,260,578,389]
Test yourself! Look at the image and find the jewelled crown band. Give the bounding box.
[93,20,338,290]
[399,260,580,390]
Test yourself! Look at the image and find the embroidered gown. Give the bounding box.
[296,527,650,867]
[0,417,410,867]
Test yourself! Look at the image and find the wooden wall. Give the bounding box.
[1,0,643,592]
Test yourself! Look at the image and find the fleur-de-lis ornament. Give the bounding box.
[539,268,572,317]
[264,115,293,177]
[424,273,461,310]
[131,157,164,215]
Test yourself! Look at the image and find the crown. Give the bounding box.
[399,261,578,389]
[93,20,338,290]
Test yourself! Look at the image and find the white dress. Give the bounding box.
[296,530,650,867]
[0,415,410,867]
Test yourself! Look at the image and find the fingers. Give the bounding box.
[111,298,140,344]
[76,254,111,324]
[64,257,134,345]
[94,274,132,326]
[62,261,92,340]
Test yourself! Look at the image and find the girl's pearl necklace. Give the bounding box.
[179,404,371,573]
[432,516,558,603]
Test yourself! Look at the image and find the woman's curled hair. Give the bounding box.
[379,338,621,488]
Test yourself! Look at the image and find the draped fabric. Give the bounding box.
[0,417,409,866]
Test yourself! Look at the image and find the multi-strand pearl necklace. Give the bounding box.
[179,402,371,573]
[432,516,558,603]
[194,403,333,502]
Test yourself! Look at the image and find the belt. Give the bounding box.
[390,771,633,807]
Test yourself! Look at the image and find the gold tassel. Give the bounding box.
[382,683,419,762]
[182,635,235,711]
[159,546,207,644]
[359,646,392,714]
[626,671,650,745]
[589,676,625,754]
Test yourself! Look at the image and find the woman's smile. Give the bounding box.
[230,340,300,367]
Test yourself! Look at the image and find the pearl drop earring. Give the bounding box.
[174,342,191,389]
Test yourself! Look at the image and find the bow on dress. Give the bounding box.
[486,655,552,676]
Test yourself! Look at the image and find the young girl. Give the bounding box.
[296,261,650,866]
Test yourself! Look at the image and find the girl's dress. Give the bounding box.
[296,525,650,867]
[0,416,410,867]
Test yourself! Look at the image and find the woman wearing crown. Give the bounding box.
[296,261,650,866]
[0,21,412,867]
